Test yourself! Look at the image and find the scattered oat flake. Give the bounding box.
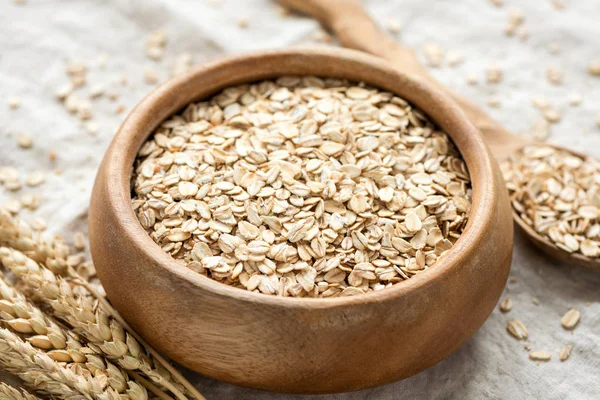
[86,121,99,135]
[146,29,167,60]
[25,172,45,187]
[64,94,80,113]
[78,101,93,121]
[237,18,249,29]
[387,19,402,34]
[115,104,126,114]
[507,319,528,340]
[499,297,512,312]
[531,119,551,141]
[71,74,86,88]
[508,8,524,25]
[171,53,193,77]
[505,8,524,36]
[561,309,580,330]
[423,43,444,68]
[447,52,463,67]
[486,63,503,84]
[489,0,503,7]
[49,151,57,162]
[517,26,529,41]
[466,73,478,85]
[551,0,566,10]
[532,297,539,305]
[8,96,20,109]
[65,61,87,76]
[529,351,552,362]
[89,84,104,99]
[559,344,572,361]
[548,42,561,55]
[17,134,33,149]
[486,96,501,108]
[588,60,600,76]
[531,96,550,110]
[146,46,163,61]
[546,67,563,85]
[144,67,159,84]
[543,109,561,124]
[568,93,582,106]
[4,199,21,214]
[55,83,73,100]
[21,193,40,211]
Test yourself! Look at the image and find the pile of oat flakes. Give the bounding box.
[131,77,472,297]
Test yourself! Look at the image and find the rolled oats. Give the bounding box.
[502,145,600,260]
[561,309,580,330]
[559,344,572,361]
[529,350,552,362]
[132,77,472,297]
[507,319,528,340]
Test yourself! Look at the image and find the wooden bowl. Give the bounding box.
[89,47,513,394]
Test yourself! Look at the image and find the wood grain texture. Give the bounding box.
[89,48,513,393]
[279,0,599,270]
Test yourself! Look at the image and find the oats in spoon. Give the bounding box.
[502,145,600,259]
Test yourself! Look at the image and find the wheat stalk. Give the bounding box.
[0,275,150,397]
[0,382,41,400]
[0,247,198,400]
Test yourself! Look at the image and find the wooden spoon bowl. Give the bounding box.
[89,47,513,394]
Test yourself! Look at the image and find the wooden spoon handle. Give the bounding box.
[280,0,527,160]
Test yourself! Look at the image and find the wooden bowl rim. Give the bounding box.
[101,46,500,308]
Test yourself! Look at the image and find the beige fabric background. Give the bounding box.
[1,0,599,399]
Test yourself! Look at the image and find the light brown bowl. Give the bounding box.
[89,47,513,394]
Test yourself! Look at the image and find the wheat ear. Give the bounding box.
[0,275,151,398]
[0,327,132,400]
[0,212,203,399]
[0,247,192,400]
[0,382,41,400]
[0,211,94,279]
[0,274,88,363]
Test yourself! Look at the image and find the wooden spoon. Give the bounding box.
[279,0,600,269]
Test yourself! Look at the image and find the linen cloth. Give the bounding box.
[1,0,599,398]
